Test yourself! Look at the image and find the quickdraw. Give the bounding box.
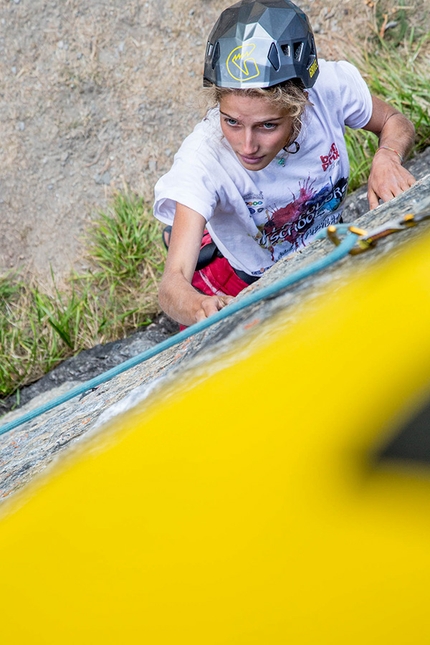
[323,207,430,255]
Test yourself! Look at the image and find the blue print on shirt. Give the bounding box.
[256,176,348,261]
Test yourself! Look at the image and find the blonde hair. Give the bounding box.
[206,80,310,145]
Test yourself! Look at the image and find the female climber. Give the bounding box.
[153,0,415,327]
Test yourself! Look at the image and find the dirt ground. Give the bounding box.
[0,0,428,283]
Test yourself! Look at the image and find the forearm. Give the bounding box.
[159,204,234,325]
[363,97,416,209]
[373,111,415,164]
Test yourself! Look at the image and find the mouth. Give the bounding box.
[238,153,265,166]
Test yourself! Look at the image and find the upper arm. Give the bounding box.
[163,203,206,283]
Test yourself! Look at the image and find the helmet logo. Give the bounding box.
[308,59,318,79]
[226,44,260,82]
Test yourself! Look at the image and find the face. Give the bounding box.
[219,93,293,171]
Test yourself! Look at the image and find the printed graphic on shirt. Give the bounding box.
[320,143,340,171]
[255,176,348,262]
[244,191,265,216]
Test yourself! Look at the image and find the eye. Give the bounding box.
[224,117,238,127]
[262,122,277,130]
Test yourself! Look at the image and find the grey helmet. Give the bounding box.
[203,0,319,89]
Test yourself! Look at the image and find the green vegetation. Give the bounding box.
[346,8,430,190]
[0,192,165,400]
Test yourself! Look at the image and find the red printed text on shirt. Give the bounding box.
[320,143,340,171]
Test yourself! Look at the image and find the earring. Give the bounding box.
[283,141,300,154]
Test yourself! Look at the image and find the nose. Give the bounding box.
[241,128,258,155]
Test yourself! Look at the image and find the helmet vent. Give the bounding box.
[212,41,220,70]
[280,43,290,58]
[267,42,280,71]
[293,42,304,61]
[206,42,213,58]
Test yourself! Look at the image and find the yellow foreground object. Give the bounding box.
[1,230,430,643]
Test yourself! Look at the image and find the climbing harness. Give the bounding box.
[1,208,430,437]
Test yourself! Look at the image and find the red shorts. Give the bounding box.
[191,231,251,298]
[176,231,254,330]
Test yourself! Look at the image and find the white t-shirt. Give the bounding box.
[153,60,372,276]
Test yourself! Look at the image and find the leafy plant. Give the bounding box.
[0,191,165,402]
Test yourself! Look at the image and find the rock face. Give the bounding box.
[1,163,430,501]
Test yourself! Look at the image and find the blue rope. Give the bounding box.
[0,230,359,437]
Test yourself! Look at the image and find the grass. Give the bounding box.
[0,192,165,402]
[345,5,430,190]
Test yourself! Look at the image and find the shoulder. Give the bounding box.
[311,59,368,97]
[153,108,239,222]
[160,106,243,187]
[176,108,224,160]
[309,59,372,128]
